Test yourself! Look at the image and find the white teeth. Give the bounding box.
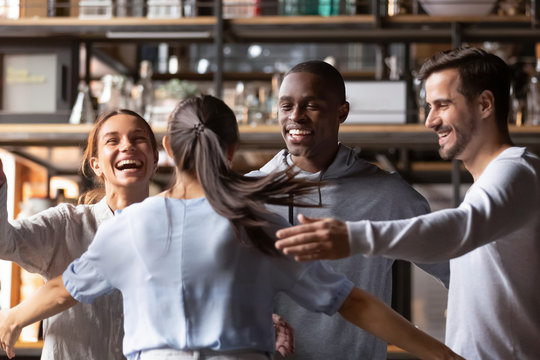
[289,129,312,135]
[438,131,450,138]
[116,159,142,169]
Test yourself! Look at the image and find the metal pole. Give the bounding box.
[451,22,463,207]
[214,0,224,99]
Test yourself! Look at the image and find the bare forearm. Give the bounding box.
[0,276,77,358]
[10,276,76,328]
[339,287,461,360]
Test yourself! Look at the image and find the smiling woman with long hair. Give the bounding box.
[0,109,158,360]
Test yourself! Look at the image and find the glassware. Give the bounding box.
[69,81,96,125]
[147,0,182,18]
[116,0,144,17]
[49,0,70,17]
[131,61,155,120]
[527,43,540,125]
[78,0,113,18]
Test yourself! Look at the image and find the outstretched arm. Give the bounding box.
[275,214,351,261]
[339,287,463,360]
[0,276,77,358]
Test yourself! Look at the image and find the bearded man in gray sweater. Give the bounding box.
[249,60,450,359]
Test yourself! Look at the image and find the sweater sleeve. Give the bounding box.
[348,159,537,263]
[0,183,84,277]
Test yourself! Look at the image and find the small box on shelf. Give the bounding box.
[78,0,113,19]
[147,0,182,18]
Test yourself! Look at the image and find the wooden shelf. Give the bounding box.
[385,14,531,24]
[0,15,539,42]
[0,17,217,40]
[0,123,538,150]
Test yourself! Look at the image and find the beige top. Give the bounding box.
[0,184,125,360]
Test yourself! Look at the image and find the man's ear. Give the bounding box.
[478,90,495,119]
[89,157,103,177]
[338,102,350,124]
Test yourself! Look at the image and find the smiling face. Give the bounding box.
[425,68,479,162]
[90,114,157,192]
[278,71,348,172]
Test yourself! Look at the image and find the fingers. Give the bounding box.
[297,214,320,224]
[276,222,321,241]
[275,216,350,261]
[273,314,294,357]
[1,341,15,359]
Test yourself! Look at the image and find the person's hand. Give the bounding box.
[0,159,6,187]
[273,314,294,357]
[275,214,350,261]
[0,309,21,359]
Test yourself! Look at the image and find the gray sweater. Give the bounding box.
[250,144,450,360]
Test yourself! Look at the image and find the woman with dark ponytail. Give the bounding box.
[165,95,316,256]
[0,96,463,360]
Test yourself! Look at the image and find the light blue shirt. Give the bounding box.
[63,196,354,359]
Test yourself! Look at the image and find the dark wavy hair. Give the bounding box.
[417,47,511,140]
[167,95,319,256]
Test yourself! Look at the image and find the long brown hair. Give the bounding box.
[78,109,158,204]
[167,95,318,256]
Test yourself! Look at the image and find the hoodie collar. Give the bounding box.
[261,143,372,181]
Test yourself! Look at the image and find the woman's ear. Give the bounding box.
[226,143,238,162]
[162,135,174,160]
[89,157,103,177]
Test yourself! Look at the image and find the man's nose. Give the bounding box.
[424,109,438,129]
[288,106,304,122]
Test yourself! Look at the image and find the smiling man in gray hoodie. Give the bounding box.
[249,60,450,360]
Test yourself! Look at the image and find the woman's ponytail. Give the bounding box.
[168,95,319,256]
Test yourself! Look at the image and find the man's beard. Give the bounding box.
[439,120,475,160]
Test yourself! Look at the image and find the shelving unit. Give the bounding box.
[1,123,540,149]
[2,4,540,359]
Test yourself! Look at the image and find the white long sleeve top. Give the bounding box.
[347,147,540,359]
[0,184,125,360]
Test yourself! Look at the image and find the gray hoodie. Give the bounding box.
[249,144,450,360]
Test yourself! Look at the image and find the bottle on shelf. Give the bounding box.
[233,81,246,124]
[69,81,96,125]
[116,0,145,17]
[526,43,540,125]
[279,0,319,15]
[48,0,70,16]
[98,74,127,114]
[78,0,113,18]
[147,0,182,18]
[131,60,155,121]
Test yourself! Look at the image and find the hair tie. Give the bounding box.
[193,123,205,136]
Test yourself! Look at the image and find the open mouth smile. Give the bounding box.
[436,128,452,146]
[287,128,313,142]
[115,159,143,171]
